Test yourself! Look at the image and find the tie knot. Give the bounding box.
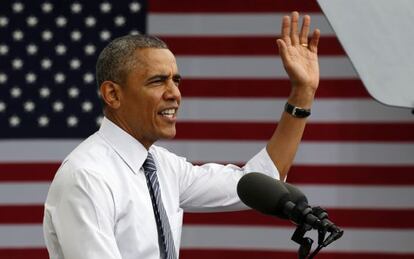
[143,153,157,173]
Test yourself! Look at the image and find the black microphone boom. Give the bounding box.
[237,173,329,231]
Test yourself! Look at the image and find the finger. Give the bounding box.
[290,11,300,46]
[281,15,291,46]
[309,29,320,53]
[299,15,311,45]
[277,39,291,65]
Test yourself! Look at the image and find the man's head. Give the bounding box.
[96,35,182,149]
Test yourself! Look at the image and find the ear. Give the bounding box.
[100,81,122,109]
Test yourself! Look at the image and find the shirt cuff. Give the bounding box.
[243,147,281,181]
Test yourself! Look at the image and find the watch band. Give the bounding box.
[284,102,311,118]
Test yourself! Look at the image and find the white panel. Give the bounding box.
[317,0,414,108]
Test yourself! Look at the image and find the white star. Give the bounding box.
[38,115,49,127]
[68,87,79,98]
[26,44,38,55]
[84,44,96,55]
[55,44,67,55]
[82,101,93,112]
[85,16,96,27]
[96,116,103,126]
[0,102,6,112]
[9,115,21,127]
[41,2,53,13]
[114,16,126,27]
[12,2,24,13]
[71,2,82,13]
[83,73,94,84]
[0,16,9,27]
[100,30,111,41]
[12,58,23,70]
[13,30,24,41]
[69,58,81,69]
[41,58,52,69]
[10,87,22,98]
[129,2,141,12]
[26,16,38,27]
[67,116,78,127]
[130,30,140,36]
[71,30,82,41]
[0,44,8,55]
[0,73,7,84]
[39,87,51,98]
[42,30,53,41]
[100,2,112,13]
[53,101,64,112]
[55,16,67,27]
[25,72,37,83]
[54,73,66,84]
[24,101,35,112]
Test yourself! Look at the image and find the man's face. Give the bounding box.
[117,48,181,148]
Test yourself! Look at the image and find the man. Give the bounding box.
[43,12,320,259]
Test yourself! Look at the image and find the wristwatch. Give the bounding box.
[284,102,311,118]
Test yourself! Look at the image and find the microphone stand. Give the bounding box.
[291,207,344,259]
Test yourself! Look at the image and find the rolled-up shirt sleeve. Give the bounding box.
[169,147,280,212]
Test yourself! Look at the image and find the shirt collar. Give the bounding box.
[98,117,148,175]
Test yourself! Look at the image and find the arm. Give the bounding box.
[266,12,321,180]
[44,168,121,259]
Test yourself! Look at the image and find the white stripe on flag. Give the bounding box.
[2,225,414,253]
[148,14,335,36]
[0,141,413,165]
[176,56,356,78]
[179,99,413,122]
[2,183,414,208]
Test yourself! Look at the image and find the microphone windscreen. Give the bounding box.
[283,182,308,204]
[237,172,290,217]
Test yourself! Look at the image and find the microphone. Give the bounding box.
[237,173,329,231]
[283,181,343,236]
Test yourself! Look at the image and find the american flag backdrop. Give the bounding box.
[1,0,414,258]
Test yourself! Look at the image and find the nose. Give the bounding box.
[163,80,181,103]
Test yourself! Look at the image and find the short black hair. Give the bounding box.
[95,34,168,88]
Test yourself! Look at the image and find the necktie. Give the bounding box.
[143,153,177,259]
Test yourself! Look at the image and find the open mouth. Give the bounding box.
[158,108,177,119]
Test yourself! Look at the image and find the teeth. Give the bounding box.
[160,108,175,117]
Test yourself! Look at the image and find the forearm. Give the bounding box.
[266,87,315,180]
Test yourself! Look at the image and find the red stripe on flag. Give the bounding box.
[0,206,44,224]
[149,0,322,13]
[1,164,414,185]
[287,165,414,185]
[3,205,414,229]
[0,249,48,259]
[162,36,345,56]
[183,209,414,229]
[175,122,414,142]
[1,249,413,259]
[0,163,58,182]
[179,79,370,98]
[180,250,414,259]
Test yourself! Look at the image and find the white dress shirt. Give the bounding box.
[43,117,280,259]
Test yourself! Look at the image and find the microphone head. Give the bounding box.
[283,182,308,205]
[237,172,290,218]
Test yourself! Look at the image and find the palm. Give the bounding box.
[282,45,319,90]
[277,12,320,91]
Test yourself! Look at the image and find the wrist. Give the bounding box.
[288,88,315,109]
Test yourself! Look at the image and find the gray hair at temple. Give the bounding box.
[95,34,168,88]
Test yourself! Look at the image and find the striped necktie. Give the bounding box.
[143,153,177,259]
